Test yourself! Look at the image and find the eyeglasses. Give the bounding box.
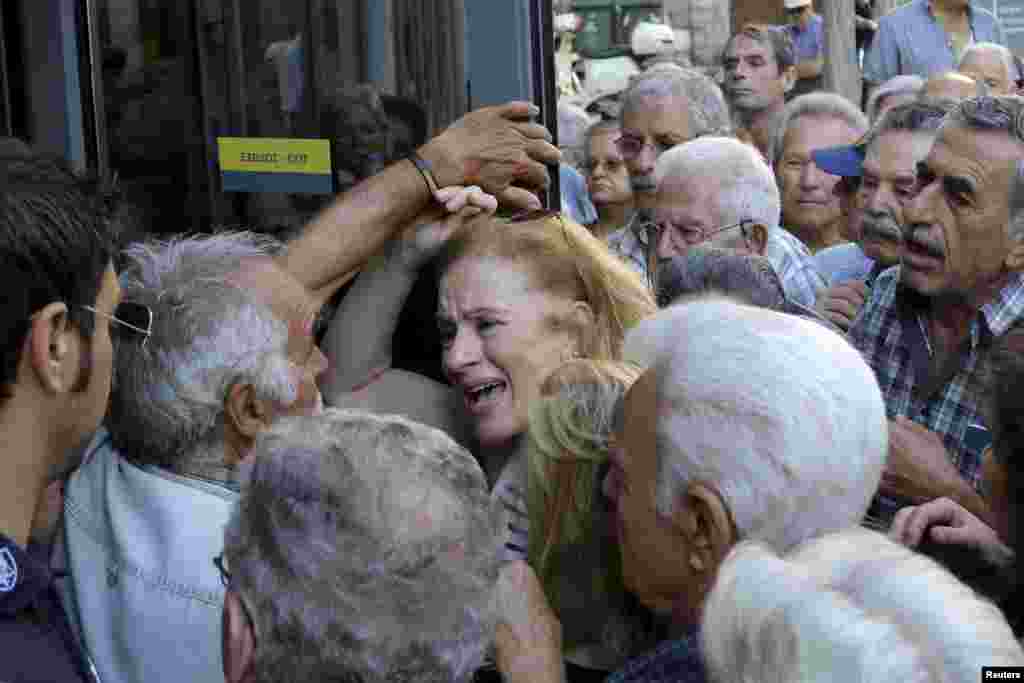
[81,302,153,348]
[214,551,260,641]
[614,135,675,162]
[654,219,755,246]
[213,552,232,588]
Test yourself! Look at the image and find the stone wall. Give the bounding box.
[663,0,732,70]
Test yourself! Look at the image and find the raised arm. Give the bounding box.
[279,101,558,296]
[320,187,497,399]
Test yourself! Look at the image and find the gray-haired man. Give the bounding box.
[848,96,1024,529]
[606,68,732,291]
[812,100,951,331]
[219,409,509,683]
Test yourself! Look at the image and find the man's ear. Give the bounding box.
[781,65,797,95]
[1006,237,1024,272]
[672,481,736,582]
[222,591,257,683]
[224,383,274,463]
[28,303,77,394]
[744,223,769,256]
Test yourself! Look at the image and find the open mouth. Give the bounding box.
[463,380,508,413]
[904,239,944,267]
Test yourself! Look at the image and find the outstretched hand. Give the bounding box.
[392,186,498,273]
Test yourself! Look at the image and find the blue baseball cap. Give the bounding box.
[811,144,865,178]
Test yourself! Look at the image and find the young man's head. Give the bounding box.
[0,153,117,540]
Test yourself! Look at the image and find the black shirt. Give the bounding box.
[0,533,93,683]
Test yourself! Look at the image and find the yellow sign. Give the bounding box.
[217,138,332,175]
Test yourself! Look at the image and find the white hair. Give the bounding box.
[769,92,869,166]
[108,232,298,478]
[225,409,505,683]
[702,529,1024,683]
[654,137,780,234]
[620,68,732,139]
[623,296,887,551]
[865,74,924,122]
[960,41,1020,84]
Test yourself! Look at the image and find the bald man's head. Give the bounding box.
[920,71,985,104]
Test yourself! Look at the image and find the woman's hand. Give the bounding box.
[391,186,498,273]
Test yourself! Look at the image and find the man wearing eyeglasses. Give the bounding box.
[0,154,117,683]
[652,136,826,310]
[783,0,824,98]
[605,69,732,292]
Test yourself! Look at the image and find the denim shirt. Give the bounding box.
[60,429,236,683]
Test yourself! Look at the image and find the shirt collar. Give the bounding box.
[0,533,52,616]
[896,271,1024,344]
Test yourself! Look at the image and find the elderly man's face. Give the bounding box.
[602,370,700,617]
[654,174,752,259]
[902,123,1024,298]
[776,114,862,243]
[959,50,1014,95]
[620,96,692,204]
[856,130,934,267]
[723,34,791,113]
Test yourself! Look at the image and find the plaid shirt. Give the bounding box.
[607,215,825,307]
[765,229,827,309]
[848,267,1024,518]
[604,629,706,683]
[606,212,656,290]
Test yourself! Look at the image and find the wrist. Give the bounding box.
[418,138,462,189]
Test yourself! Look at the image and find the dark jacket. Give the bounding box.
[0,533,93,683]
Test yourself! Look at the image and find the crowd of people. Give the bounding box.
[6,1,1024,681]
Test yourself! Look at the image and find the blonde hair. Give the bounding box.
[525,359,654,657]
[436,214,657,361]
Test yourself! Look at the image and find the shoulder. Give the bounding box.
[607,633,706,683]
[880,0,922,26]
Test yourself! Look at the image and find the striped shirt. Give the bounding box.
[864,0,1005,83]
[607,215,825,308]
[848,267,1024,520]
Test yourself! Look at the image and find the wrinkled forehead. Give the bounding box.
[726,33,773,60]
[438,256,537,310]
[961,49,1011,78]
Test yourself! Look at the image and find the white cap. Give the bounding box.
[784,0,812,9]
[631,22,676,58]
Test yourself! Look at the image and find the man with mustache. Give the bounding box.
[606,68,732,292]
[812,101,951,331]
[848,95,1024,529]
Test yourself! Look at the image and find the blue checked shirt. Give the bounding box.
[607,216,825,307]
[604,629,706,683]
[848,267,1024,519]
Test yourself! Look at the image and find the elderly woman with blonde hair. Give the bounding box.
[701,528,1024,682]
[320,189,656,564]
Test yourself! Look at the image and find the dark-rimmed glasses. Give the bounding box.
[82,302,153,348]
[614,135,674,163]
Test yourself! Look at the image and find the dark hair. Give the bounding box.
[0,155,115,399]
[724,24,796,72]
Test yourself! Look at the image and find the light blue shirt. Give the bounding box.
[864,0,1006,83]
